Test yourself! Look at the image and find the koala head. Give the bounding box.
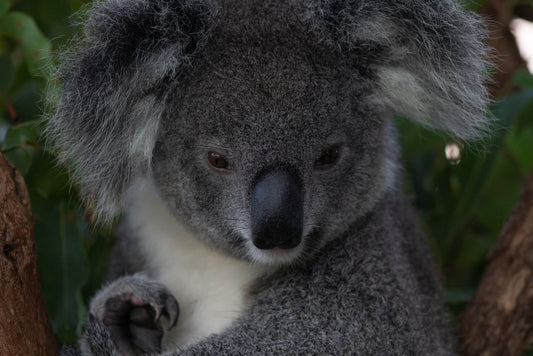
[46,0,490,265]
[152,36,396,264]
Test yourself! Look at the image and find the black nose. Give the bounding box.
[251,169,303,250]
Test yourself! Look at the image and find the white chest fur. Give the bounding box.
[125,179,267,348]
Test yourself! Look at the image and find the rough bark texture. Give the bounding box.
[456,169,533,355]
[0,153,58,355]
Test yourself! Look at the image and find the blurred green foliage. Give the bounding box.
[398,74,533,319]
[1,0,532,347]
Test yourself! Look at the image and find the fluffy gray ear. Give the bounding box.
[308,0,491,140]
[45,0,218,223]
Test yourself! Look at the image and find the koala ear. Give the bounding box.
[45,0,218,223]
[308,0,491,140]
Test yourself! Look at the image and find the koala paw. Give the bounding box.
[88,275,179,355]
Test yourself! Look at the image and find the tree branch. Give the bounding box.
[456,168,533,355]
[0,152,57,355]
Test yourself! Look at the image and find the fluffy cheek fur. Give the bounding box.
[307,118,399,247]
[152,139,249,260]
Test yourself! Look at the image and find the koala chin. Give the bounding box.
[47,0,490,354]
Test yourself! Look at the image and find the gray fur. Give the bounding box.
[174,192,454,354]
[45,0,220,222]
[306,0,491,138]
[45,0,490,354]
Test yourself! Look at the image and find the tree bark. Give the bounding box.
[0,153,58,355]
[456,168,533,355]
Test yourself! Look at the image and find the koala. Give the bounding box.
[46,0,490,354]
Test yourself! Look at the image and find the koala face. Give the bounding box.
[152,39,397,265]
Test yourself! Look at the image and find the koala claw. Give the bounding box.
[103,292,178,355]
[89,276,179,355]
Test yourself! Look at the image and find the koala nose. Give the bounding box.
[251,168,303,250]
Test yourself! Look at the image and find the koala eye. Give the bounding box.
[207,151,230,170]
[314,147,341,169]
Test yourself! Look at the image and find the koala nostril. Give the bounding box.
[253,236,274,250]
[278,234,302,250]
[252,219,302,250]
[251,168,304,250]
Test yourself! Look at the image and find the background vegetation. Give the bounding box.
[1,0,532,347]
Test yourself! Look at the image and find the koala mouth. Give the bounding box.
[246,228,323,266]
[247,239,305,265]
[265,247,299,254]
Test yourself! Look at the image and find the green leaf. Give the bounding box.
[34,201,89,345]
[11,80,42,121]
[0,54,14,91]
[498,90,533,129]
[513,69,533,89]
[4,144,34,174]
[1,120,39,150]
[1,121,39,174]
[0,1,9,18]
[12,0,83,47]
[82,229,114,307]
[506,128,533,174]
[514,89,533,131]
[0,11,51,77]
[25,149,71,200]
